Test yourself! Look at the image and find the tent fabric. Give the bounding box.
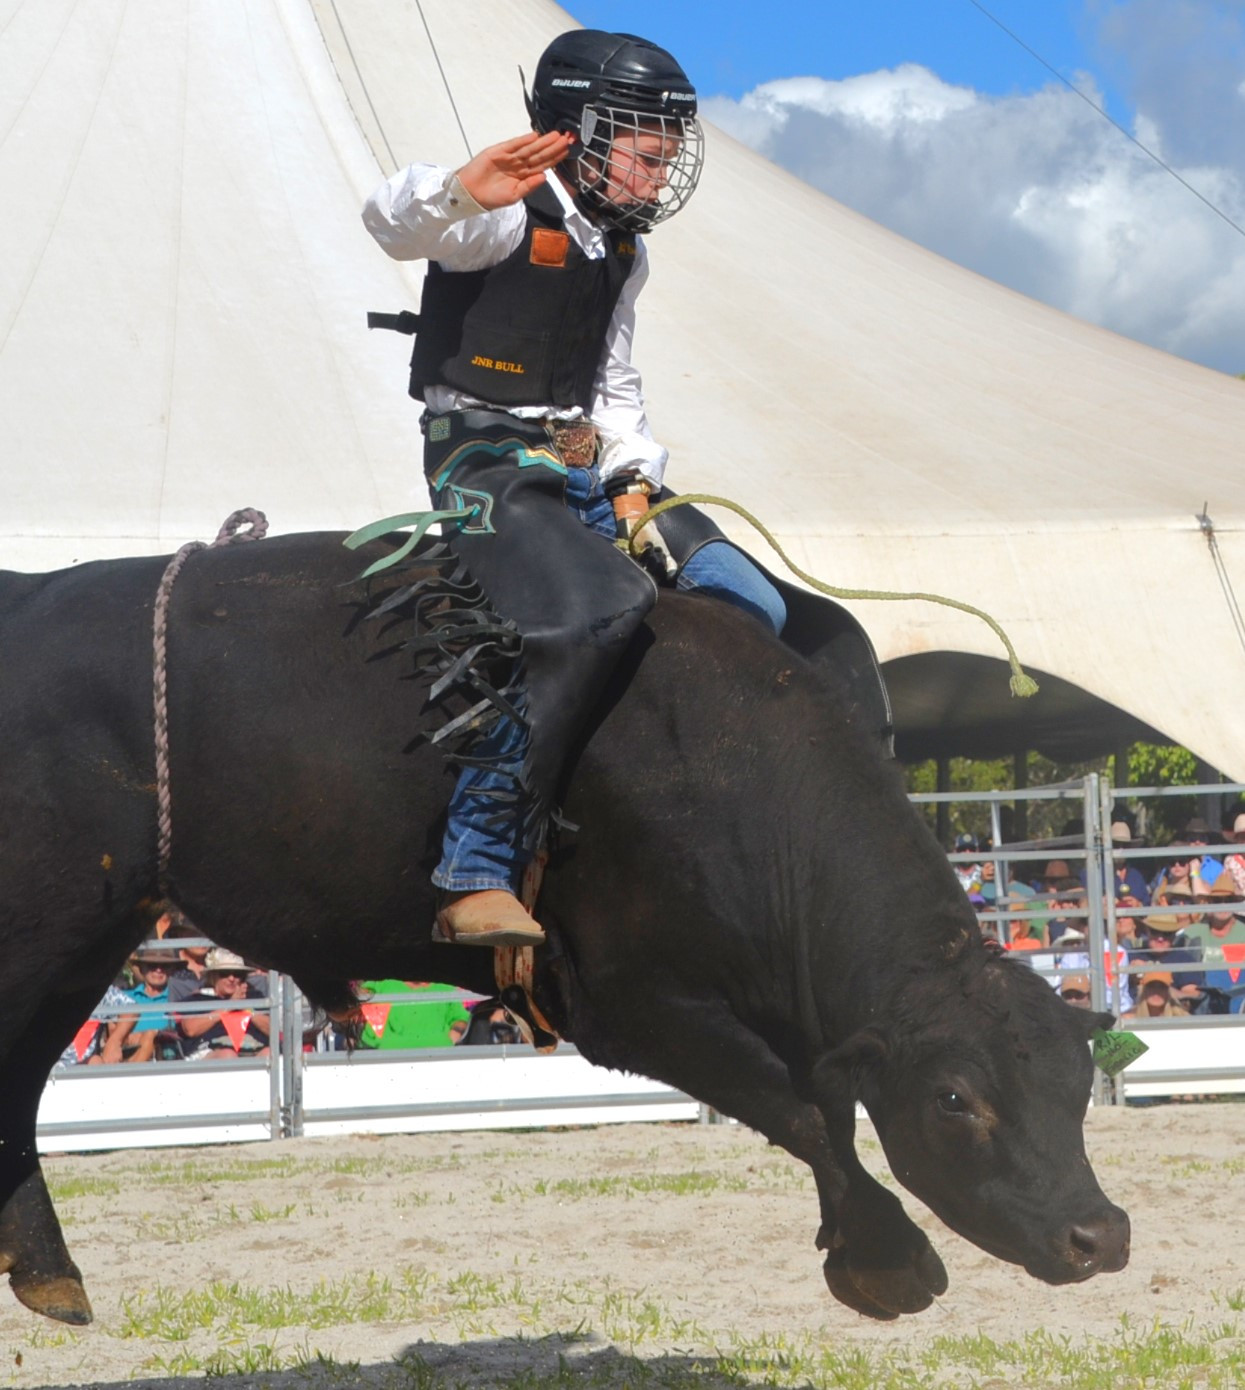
[3,0,1244,776]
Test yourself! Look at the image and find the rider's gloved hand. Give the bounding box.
[606,475,677,580]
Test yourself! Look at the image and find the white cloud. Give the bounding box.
[703,61,1245,374]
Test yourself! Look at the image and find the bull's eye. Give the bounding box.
[936,1090,969,1115]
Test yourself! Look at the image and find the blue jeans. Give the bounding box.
[433,466,787,892]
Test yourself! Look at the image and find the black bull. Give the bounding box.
[0,532,1128,1327]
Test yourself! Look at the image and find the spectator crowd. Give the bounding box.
[58,910,507,1068]
[953,804,1245,1022]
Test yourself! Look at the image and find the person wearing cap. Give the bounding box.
[949,832,983,894]
[1058,973,1093,1009]
[1122,971,1186,1020]
[100,948,181,1063]
[174,948,271,1058]
[362,30,787,950]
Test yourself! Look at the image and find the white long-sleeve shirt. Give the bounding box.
[363,164,668,488]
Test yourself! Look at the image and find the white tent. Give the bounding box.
[3,0,1244,775]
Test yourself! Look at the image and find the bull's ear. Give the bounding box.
[1087,1010,1117,1035]
[811,1027,890,1101]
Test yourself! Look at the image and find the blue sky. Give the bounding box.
[565,2,1245,373]
[568,1,1114,108]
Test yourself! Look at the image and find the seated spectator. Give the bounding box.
[175,948,271,1059]
[1058,973,1093,1009]
[1114,895,1149,949]
[1222,810,1245,897]
[165,916,213,1003]
[1129,910,1204,1008]
[1178,816,1224,882]
[1002,896,1048,951]
[951,833,982,893]
[1123,970,1186,1021]
[1045,879,1087,950]
[978,860,1036,907]
[459,1001,524,1046]
[56,983,134,1068]
[1052,921,1134,1014]
[357,980,472,1050]
[1152,824,1220,902]
[1036,858,1072,894]
[1178,870,1245,1016]
[1108,821,1150,904]
[100,948,181,1063]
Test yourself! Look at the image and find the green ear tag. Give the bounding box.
[1092,1028,1149,1077]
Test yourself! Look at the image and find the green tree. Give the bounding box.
[903,743,1205,847]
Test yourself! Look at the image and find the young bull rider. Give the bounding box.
[364,30,786,948]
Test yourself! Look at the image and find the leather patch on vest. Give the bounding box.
[531,228,570,268]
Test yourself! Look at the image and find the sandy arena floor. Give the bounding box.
[3,1102,1244,1388]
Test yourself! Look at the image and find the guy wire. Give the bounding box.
[415,0,473,159]
[966,0,1245,243]
[325,0,400,172]
[1198,505,1245,657]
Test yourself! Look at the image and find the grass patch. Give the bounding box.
[1158,1154,1245,1180]
[96,1260,1245,1390]
[520,1171,748,1202]
[45,1174,121,1201]
[116,1271,437,1339]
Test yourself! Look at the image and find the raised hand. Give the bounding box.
[457,131,576,210]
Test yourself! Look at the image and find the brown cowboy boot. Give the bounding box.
[433,890,546,947]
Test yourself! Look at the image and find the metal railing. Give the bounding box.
[39,776,1245,1149]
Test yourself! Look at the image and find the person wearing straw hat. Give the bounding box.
[1129,910,1204,1009]
[174,948,271,1058]
[1108,820,1150,904]
[99,947,182,1064]
[1178,871,1245,1015]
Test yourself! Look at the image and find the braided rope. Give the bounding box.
[152,509,269,881]
[631,493,1039,698]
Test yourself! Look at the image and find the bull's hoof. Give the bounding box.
[843,1241,947,1316]
[10,1274,93,1326]
[822,1247,900,1320]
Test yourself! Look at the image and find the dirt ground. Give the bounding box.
[3,1102,1244,1389]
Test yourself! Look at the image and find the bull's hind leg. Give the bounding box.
[0,984,113,1325]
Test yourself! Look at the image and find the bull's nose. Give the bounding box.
[1064,1207,1131,1276]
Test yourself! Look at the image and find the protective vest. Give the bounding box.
[376,184,638,410]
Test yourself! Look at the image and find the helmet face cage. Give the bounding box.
[569,105,704,233]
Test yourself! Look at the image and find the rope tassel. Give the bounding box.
[631,494,1040,698]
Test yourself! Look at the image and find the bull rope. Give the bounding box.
[628,494,1040,698]
[152,509,269,883]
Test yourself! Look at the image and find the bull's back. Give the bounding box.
[159,534,453,961]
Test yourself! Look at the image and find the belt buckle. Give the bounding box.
[551,422,598,468]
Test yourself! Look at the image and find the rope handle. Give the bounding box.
[632,493,1039,698]
[153,509,270,881]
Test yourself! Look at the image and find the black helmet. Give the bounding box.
[526,30,704,233]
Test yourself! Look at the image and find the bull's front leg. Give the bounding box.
[805,1039,948,1316]
[578,997,943,1319]
[813,1094,948,1316]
